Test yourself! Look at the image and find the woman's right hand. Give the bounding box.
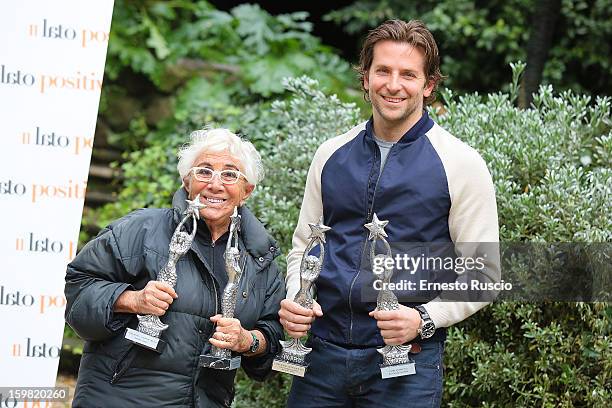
[114,281,178,315]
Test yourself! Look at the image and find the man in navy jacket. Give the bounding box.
[279,20,500,407]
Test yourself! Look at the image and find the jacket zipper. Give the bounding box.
[240,254,248,293]
[211,240,219,314]
[347,143,394,343]
[212,274,219,315]
[110,345,135,384]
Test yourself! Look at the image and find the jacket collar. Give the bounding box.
[171,187,279,261]
[365,109,434,145]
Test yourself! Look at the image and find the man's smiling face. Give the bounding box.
[364,40,434,138]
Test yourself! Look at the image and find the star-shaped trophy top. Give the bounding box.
[308,217,331,243]
[364,213,389,240]
[185,194,206,219]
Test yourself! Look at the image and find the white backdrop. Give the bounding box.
[0,0,115,400]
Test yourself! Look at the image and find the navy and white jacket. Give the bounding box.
[286,112,500,347]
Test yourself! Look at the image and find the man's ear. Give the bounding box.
[363,71,370,92]
[423,78,435,98]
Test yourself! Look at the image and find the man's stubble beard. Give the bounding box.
[371,94,420,130]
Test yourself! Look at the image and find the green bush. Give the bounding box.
[107,1,355,98]
[435,62,611,243]
[99,0,361,152]
[247,77,362,267]
[326,0,612,96]
[432,64,611,407]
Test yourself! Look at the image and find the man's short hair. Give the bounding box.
[357,19,444,105]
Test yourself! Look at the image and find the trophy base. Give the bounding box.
[199,354,241,370]
[272,359,308,377]
[125,328,166,353]
[380,362,416,379]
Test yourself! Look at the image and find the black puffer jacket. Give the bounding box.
[65,188,285,407]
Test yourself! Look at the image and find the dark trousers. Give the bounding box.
[287,336,444,408]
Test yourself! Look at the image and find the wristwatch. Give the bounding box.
[248,332,259,353]
[415,305,436,339]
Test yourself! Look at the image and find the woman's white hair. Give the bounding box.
[177,128,264,186]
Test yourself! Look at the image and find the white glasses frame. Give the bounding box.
[190,166,246,185]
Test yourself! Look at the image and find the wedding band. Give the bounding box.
[223,334,230,342]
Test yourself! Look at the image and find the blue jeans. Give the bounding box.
[287,336,444,408]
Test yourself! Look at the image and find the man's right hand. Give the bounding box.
[278,299,323,338]
[114,281,178,316]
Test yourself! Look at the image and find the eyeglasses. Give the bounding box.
[190,167,246,185]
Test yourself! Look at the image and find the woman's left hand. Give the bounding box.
[209,314,252,353]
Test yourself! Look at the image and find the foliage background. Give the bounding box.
[65,1,611,406]
[326,0,612,96]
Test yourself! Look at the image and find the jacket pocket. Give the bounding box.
[109,344,136,384]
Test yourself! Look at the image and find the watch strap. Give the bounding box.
[415,305,430,320]
[415,305,435,339]
[248,332,259,353]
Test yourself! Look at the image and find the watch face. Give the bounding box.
[250,337,259,353]
[421,322,435,338]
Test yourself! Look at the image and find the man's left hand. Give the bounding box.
[369,305,421,345]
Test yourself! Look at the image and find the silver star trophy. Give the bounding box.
[199,207,244,370]
[365,213,416,379]
[125,194,205,353]
[272,217,331,377]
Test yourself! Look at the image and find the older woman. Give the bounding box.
[64,128,285,407]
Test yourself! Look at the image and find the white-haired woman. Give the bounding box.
[65,128,285,408]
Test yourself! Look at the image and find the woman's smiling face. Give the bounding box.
[187,149,253,238]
